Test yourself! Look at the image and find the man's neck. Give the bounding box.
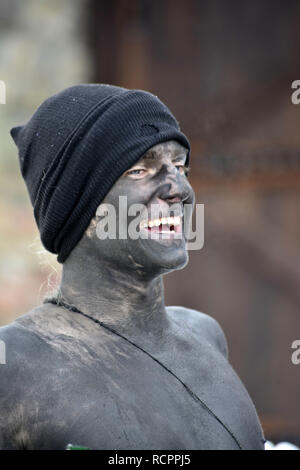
[56,249,170,342]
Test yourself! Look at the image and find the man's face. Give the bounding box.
[85,140,195,277]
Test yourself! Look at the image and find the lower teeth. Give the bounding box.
[147,225,174,232]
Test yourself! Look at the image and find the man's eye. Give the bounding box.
[176,165,189,176]
[127,168,146,176]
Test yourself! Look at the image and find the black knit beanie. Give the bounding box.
[10,84,190,264]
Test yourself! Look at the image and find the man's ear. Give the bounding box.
[10,126,23,145]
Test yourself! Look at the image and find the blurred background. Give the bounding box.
[0,0,300,445]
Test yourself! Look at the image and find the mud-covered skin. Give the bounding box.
[0,141,265,449]
[57,141,194,342]
[0,303,264,450]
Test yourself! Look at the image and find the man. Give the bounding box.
[0,84,265,449]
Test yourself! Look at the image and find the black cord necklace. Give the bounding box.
[44,296,243,450]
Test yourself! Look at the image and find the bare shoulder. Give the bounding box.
[0,309,51,449]
[166,305,229,359]
[0,303,67,369]
[3,302,88,339]
[0,307,50,365]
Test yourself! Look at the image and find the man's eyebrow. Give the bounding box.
[172,155,189,165]
[142,150,157,159]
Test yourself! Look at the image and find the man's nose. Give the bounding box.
[158,185,192,205]
[156,161,185,183]
[155,163,194,204]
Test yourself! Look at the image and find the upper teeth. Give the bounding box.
[141,216,181,228]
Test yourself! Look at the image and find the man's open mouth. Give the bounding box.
[139,215,182,234]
